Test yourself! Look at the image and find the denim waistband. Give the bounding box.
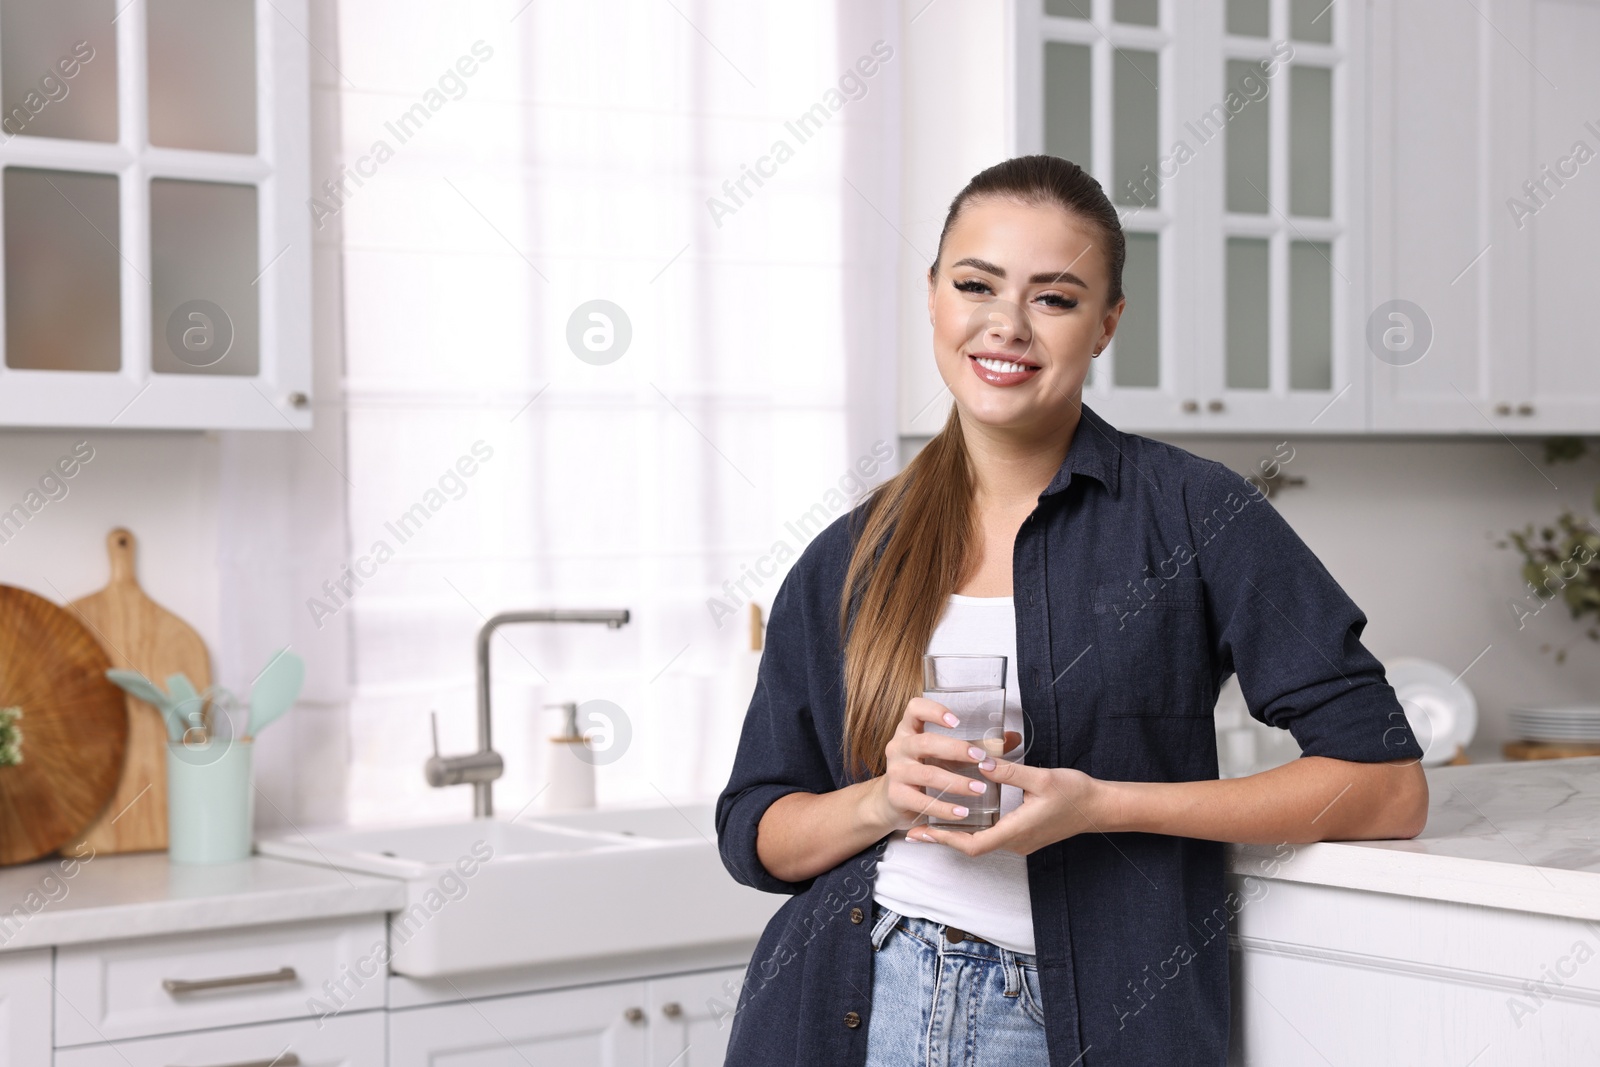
[870,899,1036,964]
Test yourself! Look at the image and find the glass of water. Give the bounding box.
[921,653,1009,832]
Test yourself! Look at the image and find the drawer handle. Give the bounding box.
[166,1055,300,1067]
[162,966,298,996]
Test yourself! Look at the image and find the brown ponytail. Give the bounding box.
[837,154,1125,781]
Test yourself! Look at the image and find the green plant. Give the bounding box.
[1500,436,1600,662]
[0,706,21,766]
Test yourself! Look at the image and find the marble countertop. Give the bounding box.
[1228,756,1600,919]
[8,759,1596,953]
[0,850,406,952]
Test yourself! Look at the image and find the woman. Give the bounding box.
[715,154,1428,1067]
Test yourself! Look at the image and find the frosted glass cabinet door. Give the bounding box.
[4,167,121,372]
[150,179,259,376]
[1044,41,1092,167]
[146,0,257,153]
[0,0,310,429]
[1110,230,1161,390]
[0,0,117,142]
[1112,48,1160,208]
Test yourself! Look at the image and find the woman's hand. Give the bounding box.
[864,697,1007,834]
[909,758,1107,857]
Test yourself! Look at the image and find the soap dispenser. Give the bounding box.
[540,701,596,810]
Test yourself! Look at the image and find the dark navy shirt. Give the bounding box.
[715,401,1423,1066]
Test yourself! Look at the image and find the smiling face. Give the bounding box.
[927,196,1124,439]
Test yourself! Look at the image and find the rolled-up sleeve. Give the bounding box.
[715,563,838,895]
[1189,460,1424,764]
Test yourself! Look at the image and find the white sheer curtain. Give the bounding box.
[331,0,901,823]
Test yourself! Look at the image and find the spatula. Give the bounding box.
[248,648,304,739]
[166,673,205,737]
[105,669,184,742]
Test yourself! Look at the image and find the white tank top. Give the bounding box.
[871,593,1035,955]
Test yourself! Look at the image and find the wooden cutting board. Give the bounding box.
[0,584,128,865]
[64,528,211,854]
[1504,739,1600,761]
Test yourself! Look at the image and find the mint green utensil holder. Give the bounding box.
[167,738,254,864]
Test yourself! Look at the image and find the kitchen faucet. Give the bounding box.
[425,608,631,817]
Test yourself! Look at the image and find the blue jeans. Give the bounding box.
[865,900,1050,1067]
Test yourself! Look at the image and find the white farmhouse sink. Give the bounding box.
[257,802,784,978]
[526,802,715,841]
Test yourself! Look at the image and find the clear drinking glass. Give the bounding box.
[921,653,1010,832]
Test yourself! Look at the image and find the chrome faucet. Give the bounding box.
[425,608,631,817]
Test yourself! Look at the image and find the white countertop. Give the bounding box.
[7,759,1597,955]
[0,850,405,952]
[1229,756,1600,919]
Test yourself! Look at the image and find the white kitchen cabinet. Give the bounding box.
[1369,0,1600,434]
[388,977,650,1067]
[1227,877,1600,1064]
[0,948,51,1067]
[54,914,387,1047]
[0,0,312,430]
[54,1008,382,1067]
[388,965,748,1067]
[646,966,745,1067]
[1010,0,1368,434]
[993,0,1600,436]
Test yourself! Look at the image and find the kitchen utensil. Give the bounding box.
[205,685,245,742]
[104,669,184,742]
[166,672,205,739]
[0,584,128,866]
[1384,657,1478,766]
[246,648,304,739]
[65,528,212,854]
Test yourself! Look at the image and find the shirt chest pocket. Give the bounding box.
[1091,577,1213,717]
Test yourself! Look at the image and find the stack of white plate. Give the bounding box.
[1508,706,1600,743]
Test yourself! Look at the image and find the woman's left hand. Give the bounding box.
[907,753,1108,857]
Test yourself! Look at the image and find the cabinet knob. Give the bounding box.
[662,1001,683,1019]
[1181,399,1199,413]
[288,391,310,410]
[1494,402,1512,415]
[1517,403,1535,416]
[624,1006,645,1024]
[1207,398,1225,413]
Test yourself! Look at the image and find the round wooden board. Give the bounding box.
[0,584,128,865]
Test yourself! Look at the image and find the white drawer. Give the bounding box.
[55,1007,383,1067]
[55,914,387,1047]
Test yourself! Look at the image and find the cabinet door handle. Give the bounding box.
[1206,398,1225,413]
[662,1001,683,1019]
[1517,403,1535,416]
[165,1054,299,1067]
[1181,399,1199,413]
[1494,402,1512,415]
[162,966,297,995]
[624,1005,646,1023]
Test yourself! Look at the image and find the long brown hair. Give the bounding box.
[837,154,1125,782]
